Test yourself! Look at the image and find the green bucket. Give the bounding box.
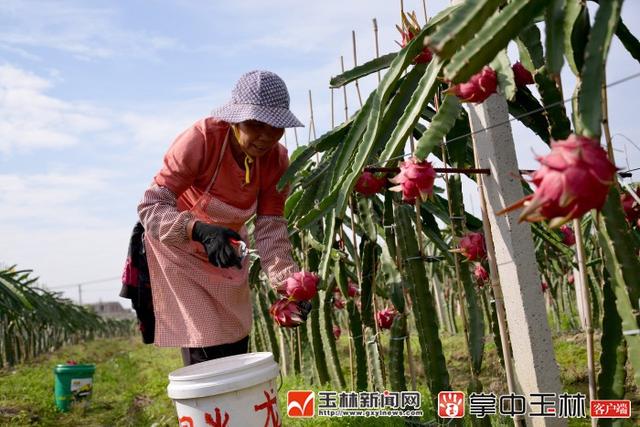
[53,363,96,412]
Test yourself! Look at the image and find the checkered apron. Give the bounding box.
[144,135,258,347]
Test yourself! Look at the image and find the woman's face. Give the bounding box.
[234,120,285,158]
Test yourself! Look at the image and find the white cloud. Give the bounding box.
[0,64,111,153]
[0,63,213,154]
[0,170,119,227]
[0,0,180,61]
[119,110,206,149]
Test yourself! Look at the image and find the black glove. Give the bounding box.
[296,300,312,322]
[191,222,243,269]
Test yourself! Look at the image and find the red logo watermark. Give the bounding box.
[590,400,631,418]
[287,390,315,417]
[438,391,465,418]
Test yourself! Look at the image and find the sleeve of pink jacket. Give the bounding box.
[137,123,205,245]
[254,145,300,289]
[138,184,194,245]
[254,216,300,289]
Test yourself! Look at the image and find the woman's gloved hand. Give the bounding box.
[191,222,243,269]
[296,300,312,323]
[269,299,313,327]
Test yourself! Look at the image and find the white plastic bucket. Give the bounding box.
[167,352,281,427]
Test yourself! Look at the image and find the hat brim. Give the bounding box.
[210,103,304,128]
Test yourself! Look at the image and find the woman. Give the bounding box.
[138,70,310,366]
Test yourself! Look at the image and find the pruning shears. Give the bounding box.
[229,238,250,261]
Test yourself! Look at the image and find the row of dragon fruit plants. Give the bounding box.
[0,267,134,367]
[247,0,639,417]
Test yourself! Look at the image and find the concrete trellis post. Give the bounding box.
[467,94,566,427]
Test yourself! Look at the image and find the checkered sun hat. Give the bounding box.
[211,70,304,128]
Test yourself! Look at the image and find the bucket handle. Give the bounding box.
[277,370,284,393]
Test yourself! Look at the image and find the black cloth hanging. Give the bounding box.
[119,221,155,344]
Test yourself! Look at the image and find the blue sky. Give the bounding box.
[1,0,639,306]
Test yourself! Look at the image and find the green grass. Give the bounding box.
[0,337,180,426]
[0,333,637,426]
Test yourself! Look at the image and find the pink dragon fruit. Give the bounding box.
[541,281,549,293]
[397,11,432,64]
[389,158,436,203]
[473,263,489,285]
[347,281,360,298]
[567,274,574,285]
[333,283,358,299]
[277,271,319,301]
[449,66,498,103]
[355,171,387,196]
[621,187,640,226]
[512,62,534,87]
[333,325,341,340]
[376,307,398,330]
[560,225,576,246]
[269,299,305,327]
[499,135,617,227]
[333,297,345,310]
[459,232,487,262]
